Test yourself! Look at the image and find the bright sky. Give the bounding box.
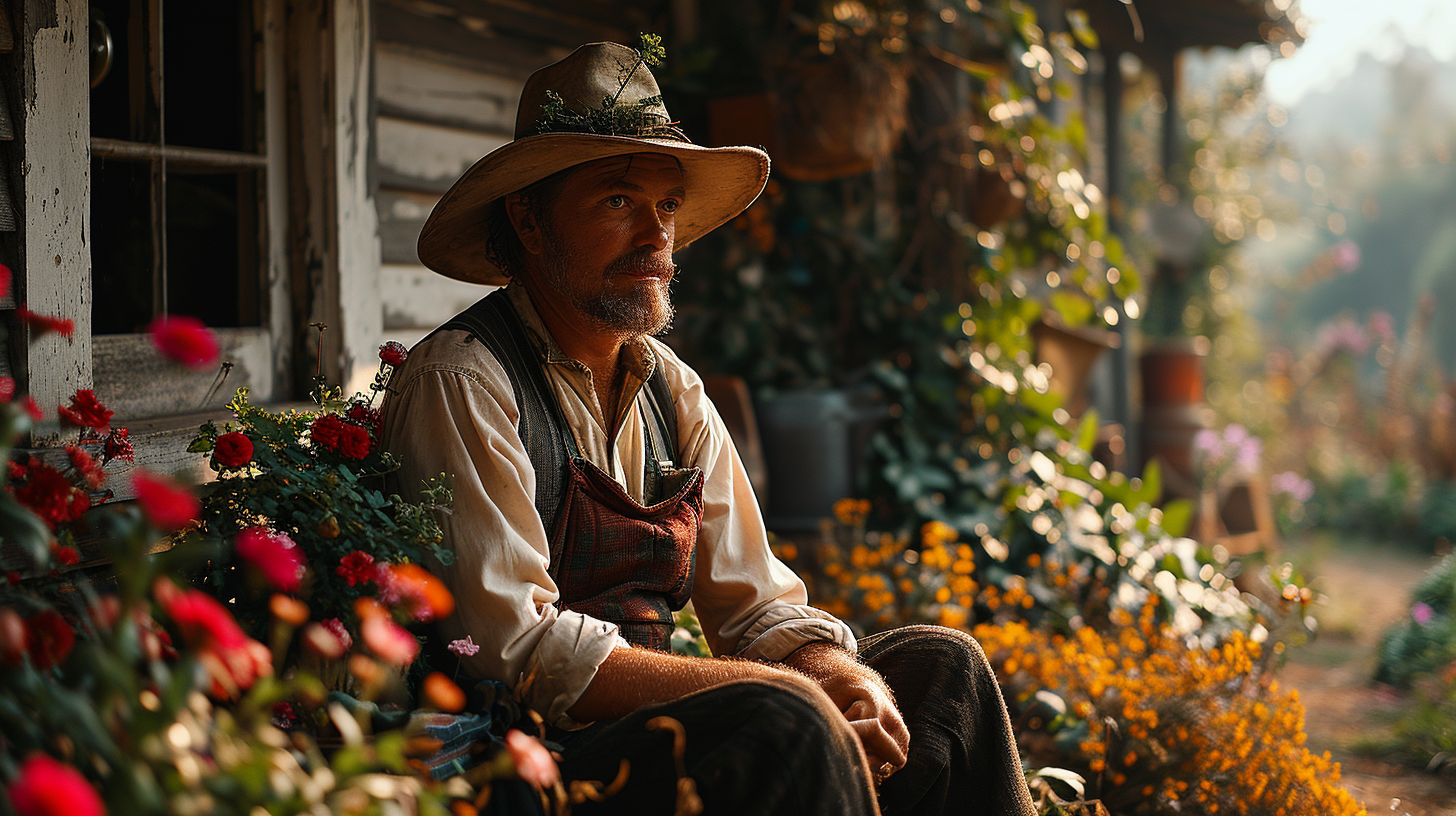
[1264,0,1456,105]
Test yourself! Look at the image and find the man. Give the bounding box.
[381,41,1035,815]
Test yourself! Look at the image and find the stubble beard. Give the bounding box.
[537,223,677,337]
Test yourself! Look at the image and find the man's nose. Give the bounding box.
[633,206,671,252]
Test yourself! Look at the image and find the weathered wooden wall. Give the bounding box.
[369,0,641,347]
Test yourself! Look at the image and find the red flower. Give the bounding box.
[148,315,220,369]
[18,308,75,340]
[336,551,376,587]
[0,607,28,667]
[346,403,382,437]
[234,526,304,592]
[310,413,345,452]
[66,445,105,491]
[213,432,254,469]
[51,544,80,566]
[505,730,561,790]
[102,428,134,465]
[155,580,270,698]
[0,263,11,301]
[8,753,106,816]
[379,341,408,367]
[25,610,75,670]
[131,471,199,532]
[13,462,90,529]
[0,376,15,403]
[360,611,419,666]
[57,390,113,432]
[21,396,42,421]
[338,423,371,459]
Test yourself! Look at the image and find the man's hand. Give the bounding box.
[781,641,910,779]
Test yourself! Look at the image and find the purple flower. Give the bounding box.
[1413,602,1435,625]
[1315,317,1369,359]
[1270,471,1315,503]
[1331,239,1361,271]
[448,635,480,657]
[1194,429,1222,457]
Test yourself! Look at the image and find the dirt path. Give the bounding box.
[1281,536,1456,816]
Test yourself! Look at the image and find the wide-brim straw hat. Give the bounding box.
[418,41,770,286]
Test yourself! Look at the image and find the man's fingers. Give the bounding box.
[849,718,908,772]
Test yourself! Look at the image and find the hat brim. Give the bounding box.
[417,133,770,286]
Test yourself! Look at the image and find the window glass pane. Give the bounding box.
[166,172,248,328]
[90,158,155,334]
[163,0,246,152]
[87,0,138,142]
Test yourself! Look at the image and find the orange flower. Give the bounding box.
[422,672,466,712]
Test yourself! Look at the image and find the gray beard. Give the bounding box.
[537,228,677,337]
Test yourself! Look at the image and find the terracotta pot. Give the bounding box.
[1139,337,1210,407]
[1031,314,1120,417]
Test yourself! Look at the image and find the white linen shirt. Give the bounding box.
[380,285,855,728]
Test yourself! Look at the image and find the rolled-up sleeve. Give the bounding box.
[649,340,858,661]
[381,335,624,728]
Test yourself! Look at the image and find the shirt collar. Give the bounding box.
[504,283,658,381]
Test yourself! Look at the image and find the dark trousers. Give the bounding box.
[551,625,1037,816]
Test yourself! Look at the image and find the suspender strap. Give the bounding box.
[429,289,679,533]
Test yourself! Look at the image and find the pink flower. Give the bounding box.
[448,635,480,657]
[302,621,350,660]
[8,753,106,816]
[1413,602,1435,625]
[235,527,305,592]
[505,729,561,789]
[148,315,220,369]
[360,610,419,666]
[131,471,200,532]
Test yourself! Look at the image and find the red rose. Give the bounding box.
[102,428,134,465]
[57,390,113,432]
[0,376,15,403]
[346,403,382,437]
[51,544,80,566]
[66,445,104,491]
[379,341,408,367]
[13,462,90,529]
[21,396,42,421]
[213,432,254,469]
[148,315,220,369]
[25,610,75,670]
[338,423,371,459]
[234,526,304,592]
[310,413,345,452]
[131,470,200,532]
[336,551,376,586]
[8,753,106,816]
[17,308,75,340]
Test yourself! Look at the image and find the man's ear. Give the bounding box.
[504,194,544,257]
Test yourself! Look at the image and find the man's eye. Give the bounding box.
[661,199,680,213]
[606,195,627,208]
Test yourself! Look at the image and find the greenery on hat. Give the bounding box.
[535,33,688,142]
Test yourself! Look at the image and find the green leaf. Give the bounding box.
[1160,498,1194,537]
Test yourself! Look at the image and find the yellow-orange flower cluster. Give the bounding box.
[975,609,1366,816]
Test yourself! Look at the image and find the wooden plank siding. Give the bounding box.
[92,328,275,420]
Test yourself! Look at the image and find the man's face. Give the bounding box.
[528,153,685,336]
